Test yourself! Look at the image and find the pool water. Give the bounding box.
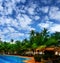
[0,55,29,63]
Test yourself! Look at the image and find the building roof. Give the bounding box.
[36,46,60,52]
[45,47,55,51]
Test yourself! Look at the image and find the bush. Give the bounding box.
[42,54,48,60]
[50,55,60,63]
[43,50,55,60]
[34,54,42,62]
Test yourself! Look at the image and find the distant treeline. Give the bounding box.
[0,28,60,55]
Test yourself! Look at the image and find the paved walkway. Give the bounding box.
[24,57,42,63]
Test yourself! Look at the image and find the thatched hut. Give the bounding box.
[55,47,60,56]
[42,46,60,56]
[36,45,46,54]
[36,46,60,56]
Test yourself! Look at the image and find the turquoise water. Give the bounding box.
[0,55,29,63]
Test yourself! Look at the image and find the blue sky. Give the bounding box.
[0,0,60,41]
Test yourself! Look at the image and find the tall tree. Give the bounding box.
[11,39,14,42]
[29,30,35,47]
[41,28,49,45]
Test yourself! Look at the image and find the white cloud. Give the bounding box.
[2,28,9,34]
[50,24,60,32]
[0,26,26,41]
[38,21,53,28]
[17,14,35,31]
[39,6,49,13]
[0,0,35,41]
[38,21,60,33]
[27,3,37,15]
[34,16,40,20]
[49,6,60,21]
[0,29,8,41]
[0,27,25,40]
[0,17,5,25]
[39,23,49,28]
[0,34,5,41]
[41,0,52,4]
[16,0,21,2]
[0,4,3,11]
[44,16,49,21]
[0,26,17,35]
[1,0,59,41]
[0,17,19,28]
[28,7,35,15]
[56,0,60,3]
[2,1,15,15]
[6,32,25,41]
[20,0,26,3]
[9,33,24,38]
[7,27,16,33]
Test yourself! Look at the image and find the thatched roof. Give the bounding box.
[36,45,60,52]
[55,47,60,52]
[44,46,60,52]
[45,47,55,51]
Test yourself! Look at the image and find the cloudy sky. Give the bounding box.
[0,0,60,41]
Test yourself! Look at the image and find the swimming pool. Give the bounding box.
[0,55,29,63]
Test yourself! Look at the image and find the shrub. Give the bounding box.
[34,54,42,62]
[43,50,55,60]
[42,54,48,60]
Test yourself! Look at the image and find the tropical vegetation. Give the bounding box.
[0,28,60,55]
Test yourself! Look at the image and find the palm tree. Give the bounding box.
[9,44,16,55]
[29,30,35,45]
[30,30,35,37]
[0,38,1,41]
[11,39,14,42]
[41,28,49,45]
[52,32,60,46]
[15,40,22,54]
[3,42,9,54]
[0,42,4,54]
[11,39,14,44]
[53,32,60,40]
[0,38,2,44]
[35,32,43,46]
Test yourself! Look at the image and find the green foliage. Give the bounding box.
[0,28,60,55]
[32,43,38,49]
[45,37,57,46]
[43,50,55,60]
[34,54,42,62]
[37,45,46,50]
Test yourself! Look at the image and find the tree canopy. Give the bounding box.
[0,28,60,55]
